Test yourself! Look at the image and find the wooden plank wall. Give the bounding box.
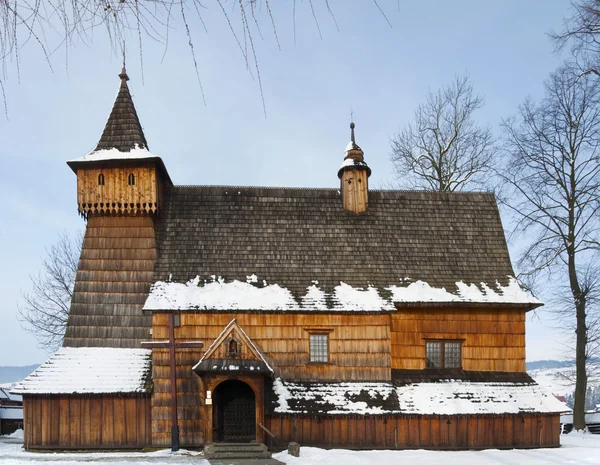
[153,312,391,382]
[151,347,204,447]
[150,312,391,446]
[341,168,369,214]
[76,165,159,216]
[63,215,156,348]
[391,309,526,372]
[264,413,560,449]
[22,395,151,450]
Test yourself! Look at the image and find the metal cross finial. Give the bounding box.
[119,42,129,81]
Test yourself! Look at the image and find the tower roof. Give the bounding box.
[95,68,148,152]
[338,122,371,178]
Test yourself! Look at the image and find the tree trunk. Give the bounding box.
[569,251,588,430]
[573,296,588,430]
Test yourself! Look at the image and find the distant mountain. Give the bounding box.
[526,360,576,371]
[0,365,39,384]
[528,359,600,410]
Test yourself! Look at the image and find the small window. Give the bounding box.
[426,341,462,369]
[226,337,241,357]
[310,333,328,363]
[98,173,105,186]
[128,173,136,185]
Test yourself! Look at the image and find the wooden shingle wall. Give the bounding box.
[22,395,151,449]
[63,215,156,347]
[391,308,526,372]
[150,311,391,446]
[75,165,160,217]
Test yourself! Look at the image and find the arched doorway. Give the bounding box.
[213,380,256,442]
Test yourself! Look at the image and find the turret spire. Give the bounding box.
[95,68,148,152]
[338,122,371,214]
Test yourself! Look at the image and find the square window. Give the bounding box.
[426,341,442,368]
[426,341,461,369]
[310,333,328,363]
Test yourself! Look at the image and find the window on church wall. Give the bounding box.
[426,341,462,369]
[98,173,105,186]
[128,173,136,185]
[309,333,329,363]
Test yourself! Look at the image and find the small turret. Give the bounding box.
[338,122,371,214]
[67,68,172,219]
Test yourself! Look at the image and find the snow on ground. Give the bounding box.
[1,433,599,465]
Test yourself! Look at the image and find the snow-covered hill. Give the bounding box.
[528,360,600,409]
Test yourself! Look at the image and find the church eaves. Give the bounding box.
[95,68,148,152]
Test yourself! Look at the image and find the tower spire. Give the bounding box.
[338,121,371,214]
[95,68,148,152]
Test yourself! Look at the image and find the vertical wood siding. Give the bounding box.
[150,311,391,446]
[341,168,369,214]
[263,413,560,449]
[76,165,160,216]
[22,395,151,449]
[390,309,526,372]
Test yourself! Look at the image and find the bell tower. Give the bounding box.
[63,68,171,349]
[67,68,172,218]
[337,122,371,214]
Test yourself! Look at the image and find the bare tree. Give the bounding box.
[0,1,393,117]
[390,75,495,192]
[552,1,600,60]
[500,63,600,430]
[18,231,82,352]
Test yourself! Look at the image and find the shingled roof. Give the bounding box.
[94,68,148,152]
[149,186,519,308]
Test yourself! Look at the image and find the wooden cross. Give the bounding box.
[141,313,204,451]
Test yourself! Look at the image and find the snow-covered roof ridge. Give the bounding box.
[395,381,570,415]
[143,275,540,312]
[388,277,541,305]
[272,379,397,415]
[270,379,569,416]
[11,347,152,395]
[68,145,161,163]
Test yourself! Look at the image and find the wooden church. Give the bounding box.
[14,70,566,451]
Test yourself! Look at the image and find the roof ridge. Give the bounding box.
[95,68,148,152]
[171,184,494,196]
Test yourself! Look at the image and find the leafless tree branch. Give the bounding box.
[390,75,495,192]
[17,231,83,352]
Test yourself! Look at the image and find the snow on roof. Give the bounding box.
[339,157,369,170]
[0,407,23,420]
[144,275,539,312]
[11,348,151,395]
[389,277,541,305]
[68,145,160,163]
[0,388,21,402]
[273,379,397,415]
[396,381,570,415]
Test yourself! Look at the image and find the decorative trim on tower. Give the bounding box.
[338,122,371,214]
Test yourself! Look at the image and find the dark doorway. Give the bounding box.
[213,380,256,442]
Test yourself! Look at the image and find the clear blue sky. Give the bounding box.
[0,1,574,365]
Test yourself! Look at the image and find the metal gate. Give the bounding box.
[216,380,256,442]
